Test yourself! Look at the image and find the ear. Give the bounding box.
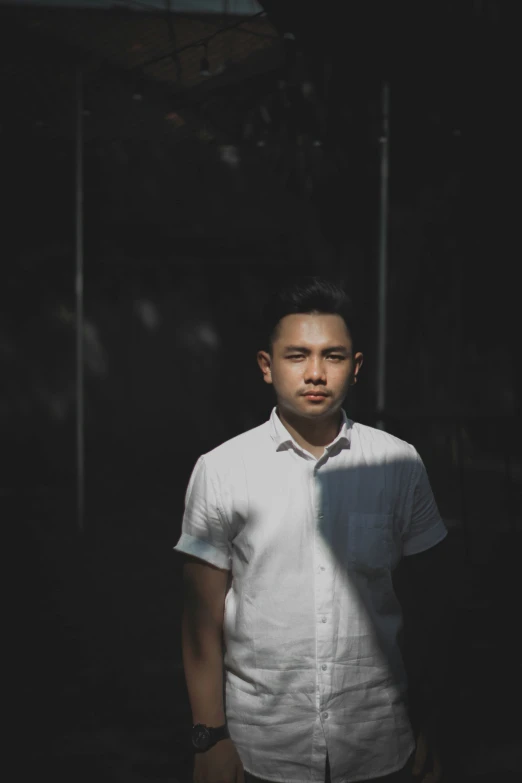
[352,351,364,383]
[257,350,273,385]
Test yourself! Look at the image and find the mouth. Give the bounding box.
[303,392,328,400]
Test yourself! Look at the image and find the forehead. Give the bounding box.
[274,313,352,346]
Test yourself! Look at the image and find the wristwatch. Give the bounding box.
[191,723,230,753]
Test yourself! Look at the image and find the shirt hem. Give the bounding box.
[242,742,415,783]
[337,743,416,783]
[242,769,307,783]
[402,523,448,557]
[173,532,230,570]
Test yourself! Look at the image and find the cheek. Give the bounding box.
[272,365,300,388]
[332,365,353,384]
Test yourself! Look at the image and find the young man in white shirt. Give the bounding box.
[175,277,453,783]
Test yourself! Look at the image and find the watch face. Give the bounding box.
[192,724,211,750]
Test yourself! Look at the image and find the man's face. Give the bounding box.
[257,313,363,421]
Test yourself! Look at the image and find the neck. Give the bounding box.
[277,406,342,452]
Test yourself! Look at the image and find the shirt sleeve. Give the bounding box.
[173,455,232,570]
[401,450,448,556]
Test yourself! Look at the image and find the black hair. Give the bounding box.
[261,275,356,354]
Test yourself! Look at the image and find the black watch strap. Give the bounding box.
[191,723,230,753]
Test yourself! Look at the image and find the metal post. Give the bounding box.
[376,82,390,430]
[75,68,85,533]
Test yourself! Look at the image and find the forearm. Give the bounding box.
[182,607,226,726]
[405,596,454,729]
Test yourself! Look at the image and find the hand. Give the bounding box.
[411,725,442,783]
[194,738,245,783]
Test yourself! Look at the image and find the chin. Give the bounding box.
[298,398,335,414]
[279,397,340,418]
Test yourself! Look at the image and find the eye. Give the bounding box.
[327,355,345,361]
[286,354,304,360]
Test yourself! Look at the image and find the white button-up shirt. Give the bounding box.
[174,407,447,783]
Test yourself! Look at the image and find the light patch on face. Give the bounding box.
[276,313,352,351]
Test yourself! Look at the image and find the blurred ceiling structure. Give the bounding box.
[7,0,259,11]
[0,0,507,145]
[0,1,279,143]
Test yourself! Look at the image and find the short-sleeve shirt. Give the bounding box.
[174,407,447,783]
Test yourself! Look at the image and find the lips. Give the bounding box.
[303,392,328,397]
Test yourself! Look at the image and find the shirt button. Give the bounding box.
[321,616,327,623]
[322,664,327,671]
[322,712,329,719]
[320,566,326,571]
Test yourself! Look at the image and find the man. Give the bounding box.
[174,277,453,783]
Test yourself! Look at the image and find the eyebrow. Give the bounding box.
[283,345,351,355]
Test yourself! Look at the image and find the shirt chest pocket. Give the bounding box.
[342,512,393,572]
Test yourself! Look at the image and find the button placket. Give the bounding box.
[313,464,324,623]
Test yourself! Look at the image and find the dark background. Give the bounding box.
[2,1,520,780]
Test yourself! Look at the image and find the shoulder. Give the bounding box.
[200,420,272,473]
[351,422,418,462]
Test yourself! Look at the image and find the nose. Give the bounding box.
[304,356,326,383]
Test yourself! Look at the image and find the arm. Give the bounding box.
[181,554,244,783]
[401,536,456,723]
[398,536,457,780]
[394,450,456,779]
[182,554,229,726]
[397,451,455,727]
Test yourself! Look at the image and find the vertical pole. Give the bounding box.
[376,82,390,430]
[75,68,85,533]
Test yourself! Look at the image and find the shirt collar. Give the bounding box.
[269,406,352,454]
